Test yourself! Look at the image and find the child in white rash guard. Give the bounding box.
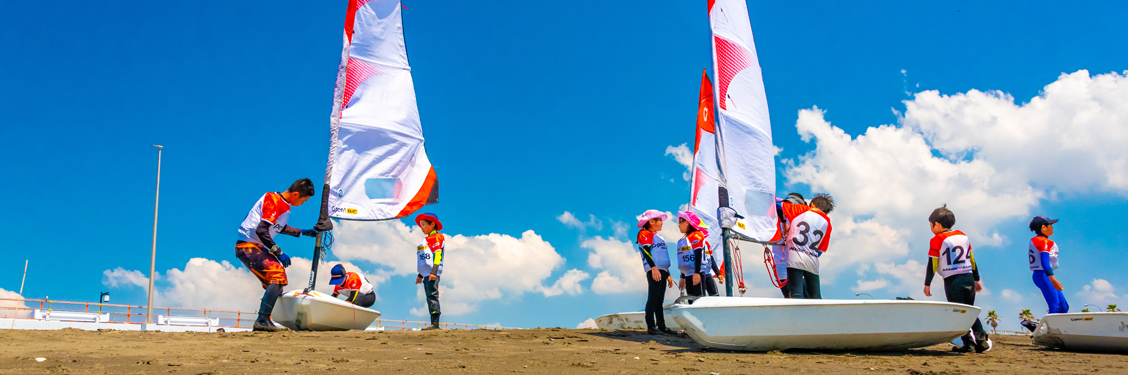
[636,210,675,335]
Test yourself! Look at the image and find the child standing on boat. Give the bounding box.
[415,213,445,330]
[1028,216,1068,314]
[780,194,834,299]
[234,178,319,331]
[636,210,675,335]
[329,264,376,308]
[676,211,711,297]
[922,205,991,353]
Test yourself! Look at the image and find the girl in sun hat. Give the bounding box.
[676,211,711,297]
[636,209,675,335]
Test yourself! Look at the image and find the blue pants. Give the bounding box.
[1032,270,1069,314]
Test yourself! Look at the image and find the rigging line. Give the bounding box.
[764,245,787,289]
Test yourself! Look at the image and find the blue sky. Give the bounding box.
[2,1,1126,330]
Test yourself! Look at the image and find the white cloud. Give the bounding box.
[585,236,644,294]
[779,70,1128,294]
[541,269,591,297]
[102,267,150,289]
[101,257,373,313]
[557,211,604,231]
[665,143,693,181]
[331,220,583,315]
[0,288,30,318]
[1076,279,1119,305]
[611,221,630,240]
[576,318,598,329]
[853,279,889,292]
[905,70,1128,194]
[1001,289,1024,303]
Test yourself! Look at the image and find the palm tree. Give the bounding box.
[1081,309,1091,312]
[985,310,999,333]
[1109,304,1121,312]
[1020,309,1035,321]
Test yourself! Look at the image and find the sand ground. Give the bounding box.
[1,328,1124,374]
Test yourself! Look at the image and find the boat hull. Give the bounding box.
[670,297,980,351]
[1033,312,1128,353]
[273,291,381,331]
[595,307,681,330]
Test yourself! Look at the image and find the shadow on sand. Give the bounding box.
[584,329,969,357]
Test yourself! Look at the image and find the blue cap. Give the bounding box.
[328,264,347,285]
[1029,216,1058,232]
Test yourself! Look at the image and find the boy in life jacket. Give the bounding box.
[234,178,319,331]
[676,211,711,297]
[328,264,376,308]
[1029,216,1068,314]
[415,213,445,330]
[772,193,807,298]
[923,204,991,353]
[781,193,834,299]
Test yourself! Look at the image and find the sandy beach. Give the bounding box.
[1,328,1124,374]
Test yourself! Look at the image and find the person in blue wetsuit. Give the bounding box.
[1028,216,1068,314]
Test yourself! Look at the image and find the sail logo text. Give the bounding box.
[331,207,359,215]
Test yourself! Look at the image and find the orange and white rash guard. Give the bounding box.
[237,192,292,246]
[333,271,374,295]
[417,231,446,276]
[781,201,833,275]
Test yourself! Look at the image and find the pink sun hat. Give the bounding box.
[636,209,669,229]
[678,210,710,233]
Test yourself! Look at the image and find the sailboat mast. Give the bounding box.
[305,0,356,293]
[707,3,737,298]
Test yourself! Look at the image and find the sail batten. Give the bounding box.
[324,0,437,222]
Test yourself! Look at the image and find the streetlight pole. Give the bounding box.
[1084,304,1104,312]
[855,293,875,299]
[19,259,27,295]
[146,145,163,328]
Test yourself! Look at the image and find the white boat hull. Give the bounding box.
[1033,312,1128,353]
[273,291,381,331]
[670,297,981,351]
[595,306,681,330]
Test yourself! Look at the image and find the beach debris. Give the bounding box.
[34,358,46,362]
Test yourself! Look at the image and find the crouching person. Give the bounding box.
[329,264,376,308]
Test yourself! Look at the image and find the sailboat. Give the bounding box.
[1033,312,1128,353]
[668,0,982,351]
[273,0,438,331]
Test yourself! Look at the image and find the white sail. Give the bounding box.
[325,0,438,221]
[708,0,776,241]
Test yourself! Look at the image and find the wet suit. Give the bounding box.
[235,192,307,328]
[637,229,671,332]
[1029,236,1069,314]
[925,230,988,350]
[677,230,710,297]
[418,231,446,328]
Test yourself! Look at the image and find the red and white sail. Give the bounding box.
[325,0,438,221]
[707,0,776,241]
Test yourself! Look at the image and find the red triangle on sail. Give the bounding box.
[343,58,386,108]
[714,36,752,111]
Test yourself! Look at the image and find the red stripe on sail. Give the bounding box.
[714,36,752,111]
[396,167,439,218]
[343,58,386,108]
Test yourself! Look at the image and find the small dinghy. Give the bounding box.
[670,297,981,351]
[272,290,380,331]
[594,305,681,330]
[1033,312,1128,353]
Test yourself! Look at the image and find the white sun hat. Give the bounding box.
[636,209,670,229]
